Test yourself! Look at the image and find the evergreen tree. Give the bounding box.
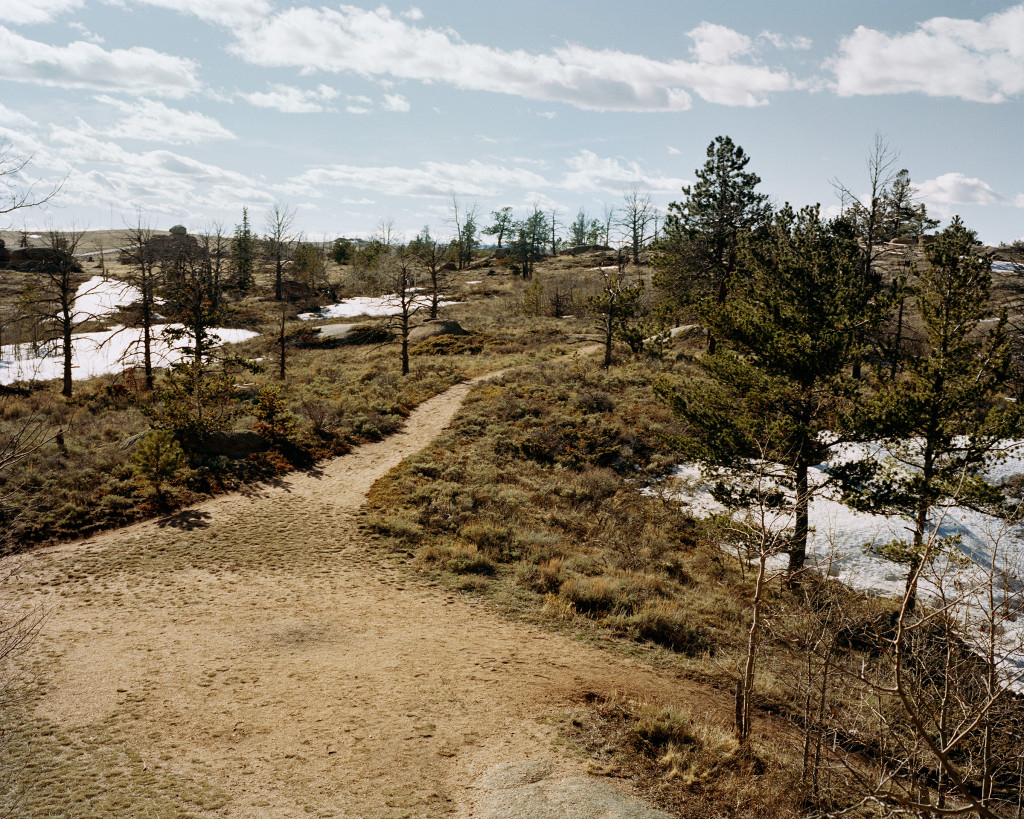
[232,207,255,291]
[482,206,514,249]
[657,205,873,573]
[131,429,186,504]
[586,267,644,368]
[655,136,769,352]
[161,230,223,366]
[834,217,1018,611]
[509,207,548,278]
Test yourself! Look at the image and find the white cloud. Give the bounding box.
[401,7,423,21]
[759,31,812,50]
[292,159,549,198]
[667,145,681,155]
[916,173,1004,206]
[67,22,105,44]
[345,94,373,115]
[92,96,235,143]
[380,93,410,113]
[5,0,84,25]
[243,83,339,113]
[1016,193,1024,208]
[830,5,1024,102]
[0,103,38,131]
[41,126,274,217]
[689,22,752,64]
[0,26,201,97]
[560,150,687,193]
[289,151,689,200]
[229,5,792,111]
[121,0,272,27]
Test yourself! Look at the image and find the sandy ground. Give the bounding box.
[6,367,725,818]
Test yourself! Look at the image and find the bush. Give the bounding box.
[131,430,186,501]
[515,558,564,594]
[558,575,623,615]
[611,601,710,655]
[445,544,495,575]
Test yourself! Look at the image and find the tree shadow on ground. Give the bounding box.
[156,509,211,530]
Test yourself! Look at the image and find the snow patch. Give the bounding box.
[72,276,143,321]
[298,292,456,321]
[1,325,258,385]
[650,441,1024,686]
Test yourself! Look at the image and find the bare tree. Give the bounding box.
[408,227,451,319]
[619,188,655,265]
[380,247,428,375]
[448,197,479,270]
[265,203,297,301]
[586,261,643,368]
[831,134,937,378]
[376,216,396,248]
[548,208,561,256]
[19,228,93,397]
[119,216,162,389]
[0,137,64,217]
[203,221,229,309]
[601,203,616,248]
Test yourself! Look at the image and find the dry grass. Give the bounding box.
[1,691,226,818]
[564,696,804,818]
[1,252,592,551]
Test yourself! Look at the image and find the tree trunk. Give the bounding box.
[789,453,809,574]
[738,548,768,742]
[603,309,613,368]
[279,307,286,380]
[62,315,73,398]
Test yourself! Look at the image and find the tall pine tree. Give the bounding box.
[658,205,875,573]
[232,207,255,292]
[655,135,769,352]
[834,217,1018,611]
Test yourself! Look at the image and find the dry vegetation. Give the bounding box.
[4,231,1024,816]
[0,239,598,550]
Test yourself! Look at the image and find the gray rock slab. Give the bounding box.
[314,323,360,339]
[475,760,672,819]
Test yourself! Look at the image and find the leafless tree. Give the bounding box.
[0,137,64,217]
[841,511,1024,818]
[118,216,162,389]
[448,197,479,270]
[831,133,936,378]
[409,227,451,319]
[601,203,616,248]
[619,187,655,265]
[548,208,561,256]
[380,247,429,375]
[19,228,94,397]
[265,203,297,301]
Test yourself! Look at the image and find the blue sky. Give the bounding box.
[1,1,1022,244]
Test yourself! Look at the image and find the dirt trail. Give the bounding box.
[7,364,722,818]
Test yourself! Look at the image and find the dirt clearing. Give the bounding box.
[4,369,723,817]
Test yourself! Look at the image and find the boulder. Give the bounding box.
[409,320,467,342]
[314,323,361,340]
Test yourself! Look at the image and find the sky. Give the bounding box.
[1,1,1022,245]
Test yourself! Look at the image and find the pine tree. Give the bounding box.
[834,217,1019,611]
[232,207,255,291]
[658,205,873,574]
[655,136,770,352]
